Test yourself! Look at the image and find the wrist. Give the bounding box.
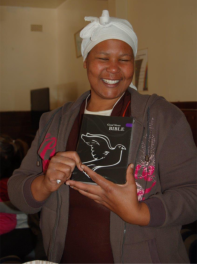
[125,202,150,226]
[137,202,150,226]
[31,174,52,201]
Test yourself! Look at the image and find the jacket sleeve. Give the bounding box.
[144,110,197,227]
[8,128,46,214]
[0,201,25,214]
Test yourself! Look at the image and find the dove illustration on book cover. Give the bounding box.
[72,114,133,184]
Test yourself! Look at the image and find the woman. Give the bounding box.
[8,10,197,263]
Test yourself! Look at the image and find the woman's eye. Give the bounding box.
[120,59,129,62]
[98,57,108,60]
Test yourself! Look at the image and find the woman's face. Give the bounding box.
[83,39,134,102]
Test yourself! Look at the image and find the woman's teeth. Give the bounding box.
[102,79,120,84]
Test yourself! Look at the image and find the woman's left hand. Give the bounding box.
[66,164,150,226]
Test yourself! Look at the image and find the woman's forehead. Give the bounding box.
[91,39,134,55]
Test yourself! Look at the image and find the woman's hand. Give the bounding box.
[31,151,83,201]
[66,164,150,226]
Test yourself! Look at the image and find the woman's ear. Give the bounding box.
[83,60,87,69]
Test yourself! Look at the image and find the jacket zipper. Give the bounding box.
[121,125,146,263]
[49,190,61,260]
[121,222,127,264]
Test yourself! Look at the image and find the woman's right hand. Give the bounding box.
[31,151,83,201]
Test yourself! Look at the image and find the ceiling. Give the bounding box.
[0,0,66,9]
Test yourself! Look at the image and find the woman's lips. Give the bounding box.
[102,79,120,84]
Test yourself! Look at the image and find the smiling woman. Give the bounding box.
[8,9,197,264]
[83,39,134,111]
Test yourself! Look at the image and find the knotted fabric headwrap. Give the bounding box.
[80,10,138,90]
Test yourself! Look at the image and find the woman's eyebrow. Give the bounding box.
[119,53,133,57]
[96,52,133,57]
[96,52,109,55]
[95,52,133,58]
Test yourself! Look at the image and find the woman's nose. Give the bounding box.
[106,60,120,74]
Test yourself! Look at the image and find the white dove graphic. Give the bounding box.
[81,133,126,174]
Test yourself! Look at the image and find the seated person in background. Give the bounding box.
[8,10,197,264]
[0,173,16,235]
[0,135,36,260]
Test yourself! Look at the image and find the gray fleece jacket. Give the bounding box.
[8,88,197,263]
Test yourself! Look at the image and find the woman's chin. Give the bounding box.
[91,86,126,100]
[98,91,124,101]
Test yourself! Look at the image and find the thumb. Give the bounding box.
[126,164,135,184]
[76,160,83,172]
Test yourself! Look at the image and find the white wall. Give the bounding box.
[126,0,197,101]
[0,6,58,111]
[56,0,108,107]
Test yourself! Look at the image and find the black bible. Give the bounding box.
[71,114,133,184]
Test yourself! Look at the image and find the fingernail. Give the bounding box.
[130,164,134,169]
[78,164,83,171]
[66,182,70,186]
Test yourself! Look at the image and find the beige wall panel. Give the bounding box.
[108,0,116,17]
[127,0,197,101]
[115,0,128,19]
[0,6,58,111]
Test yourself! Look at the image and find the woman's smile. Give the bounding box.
[102,79,120,85]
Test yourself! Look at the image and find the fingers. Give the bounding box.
[47,157,74,182]
[67,180,100,195]
[56,151,83,171]
[70,184,111,210]
[80,165,114,191]
[44,151,82,189]
[125,164,135,185]
[75,188,99,200]
[68,181,103,203]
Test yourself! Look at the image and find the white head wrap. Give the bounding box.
[80,10,138,90]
